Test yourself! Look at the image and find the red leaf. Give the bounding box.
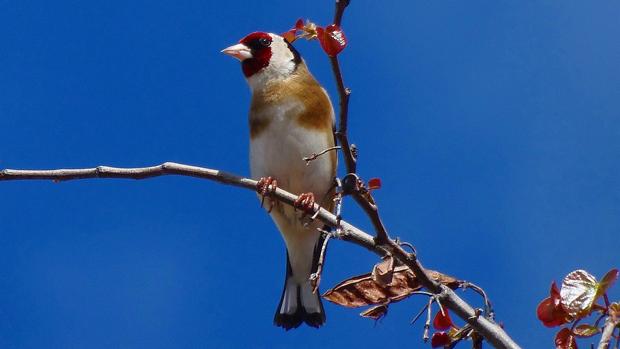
[595,268,619,300]
[316,24,347,57]
[368,178,382,190]
[537,297,571,327]
[561,270,598,318]
[551,281,561,304]
[295,18,304,30]
[555,328,578,349]
[282,29,297,43]
[537,281,572,327]
[572,324,599,338]
[433,307,453,331]
[282,18,306,43]
[431,332,451,348]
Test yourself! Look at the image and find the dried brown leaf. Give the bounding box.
[323,266,459,308]
[371,256,395,286]
[360,304,388,321]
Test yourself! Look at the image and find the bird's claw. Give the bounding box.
[294,192,316,218]
[256,176,278,213]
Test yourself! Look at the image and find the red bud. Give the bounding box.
[368,178,382,190]
[316,24,347,57]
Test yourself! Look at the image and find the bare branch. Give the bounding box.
[310,229,332,293]
[0,2,522,348]
[460,281,494,319]
[332,58,355,174]
[423,296,433,342]
[303,146,341,165]
[328,1,390,243]
[333,0,350,26]
[599,316,620,349]
[322,3,520,347]
[0,162,520,348]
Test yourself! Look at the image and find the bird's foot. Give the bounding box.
[256,176,278,213]
[294,192,316,218]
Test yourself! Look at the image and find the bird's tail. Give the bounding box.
[273,254,325,330]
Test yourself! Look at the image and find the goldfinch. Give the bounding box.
[223,31,336,329]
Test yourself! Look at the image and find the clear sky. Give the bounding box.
[1,1,619,348]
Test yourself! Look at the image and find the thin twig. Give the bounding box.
[333,177,343,235]
[399,241,417,255]
[333,0,350,26]
[599,316,620,349]
[310,230,332,293]
[324,8,501,345]
[424,296,433,342]
[0,2,522,347]
[460,281,494,319]
[472,330,484,349]
[411,302,430,326]
[597,313,609,328]
[0,162,521,348]
[408,291,437,325]
[329,0,355,174]
[303,146,341,165]
[340,172,390,242]
[328,1,390,243]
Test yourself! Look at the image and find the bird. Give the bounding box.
[222,31,337,330]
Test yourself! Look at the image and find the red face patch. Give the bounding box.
[239,32,273,77]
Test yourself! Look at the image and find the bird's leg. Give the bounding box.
[256,176,278,213]
[294,192,316,218]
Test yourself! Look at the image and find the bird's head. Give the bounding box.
[222,32,301,89]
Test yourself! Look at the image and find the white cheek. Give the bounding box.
[246,35,296,91]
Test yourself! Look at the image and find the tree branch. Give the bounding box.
[598,316,620,349]
[328,2,389,243]
[330,0,356,175]
[0,1,522,347]
[0,162,520,348]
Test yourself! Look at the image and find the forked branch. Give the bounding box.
[0,0,522,347]
[0,163,520,348]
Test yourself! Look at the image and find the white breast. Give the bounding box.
[250,97,335,283]
[249,98,334,200]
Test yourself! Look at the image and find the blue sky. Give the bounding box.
[1,0,619,347]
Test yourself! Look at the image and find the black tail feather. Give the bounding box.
[274,231,328,330]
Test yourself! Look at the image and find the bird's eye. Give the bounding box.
[258,38,271,47]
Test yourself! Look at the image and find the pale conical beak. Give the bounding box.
[221,43,252,61]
